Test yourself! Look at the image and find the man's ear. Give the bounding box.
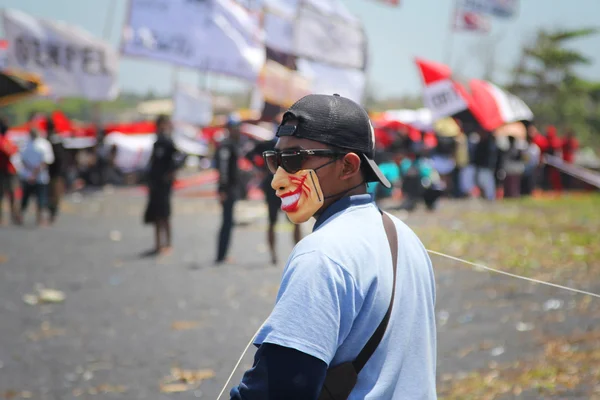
[340,153,362,180]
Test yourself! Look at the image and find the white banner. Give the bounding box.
[422,79,468,120]
[172,86,213,126]
[460,0,518,18]
[486,82,533,123]
[296,58,366,105]
[294,3,366,70]
[2,9,119,100]
[454,10,491,32]
[263,9,294,54]
[121,0,265,82]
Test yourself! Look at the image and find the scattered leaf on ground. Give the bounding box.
[171,321,200,331]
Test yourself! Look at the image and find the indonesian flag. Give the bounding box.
[468,79,533,131]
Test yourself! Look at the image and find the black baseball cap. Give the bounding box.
[276,94,391,188]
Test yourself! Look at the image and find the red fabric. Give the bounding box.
[545,126,562,151]
[415,58,452,85]
[468,79,505,131]
[0,136,18,174]
[562,137,579,163]
[532,133,549,154]
[423,132,438,148]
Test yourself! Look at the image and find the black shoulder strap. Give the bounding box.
[352,212,398,374]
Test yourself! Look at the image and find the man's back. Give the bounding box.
[255,196,437,399]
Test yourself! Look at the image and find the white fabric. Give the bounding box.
[453,8,491,32]
[422,79,468,120]
[382,108,434,131]
[19,137,54,184]
[172,86,213,127]
[296,58,366,104]
[2,9,119,100]
[121,0,265,82]
[486,82,534,124]
[294,3,366,70]
[263,9,294,54]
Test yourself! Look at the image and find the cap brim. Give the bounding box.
[361,154,392,189]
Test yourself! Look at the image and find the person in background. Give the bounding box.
[0,117,19,225]
[502,135,525,198]
[543,125,563,191]
[397,143,443,211]
[46,117,66,224]
[214,114,243,264]
[367,146,401,204]
[453,126,470,198]
[246,114,302,265]
[143,114,185,255]
[521,129,541,196]
[472,129,498,201]
[18,128,54,226]
[561,129,579,189]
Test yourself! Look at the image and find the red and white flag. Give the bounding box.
[370,0,401,6]
[453,10,491,33]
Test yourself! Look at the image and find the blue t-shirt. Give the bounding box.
[254,194,437,399]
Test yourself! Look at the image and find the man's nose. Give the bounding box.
[271,167,289,193]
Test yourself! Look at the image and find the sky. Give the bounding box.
[1,0,599,99]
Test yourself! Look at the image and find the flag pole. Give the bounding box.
[444,0,458,66]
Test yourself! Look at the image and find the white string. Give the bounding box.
[426,249,600,299]
[216,250,600,399]
[215,322,264,400]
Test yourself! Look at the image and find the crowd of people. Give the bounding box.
[366,122,582,211]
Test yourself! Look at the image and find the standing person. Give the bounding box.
[502,135,525,198]
[521,130,541,196]
[561,129,579,189]
[143,115,184,255]
[18,128,54,226]
[246,117,302,265]
[46,117,66,224]
[230,94,436,399]
[472,129,498,201]
[0,117,19,225]
[543,126,563,191]
[214,114,243,264]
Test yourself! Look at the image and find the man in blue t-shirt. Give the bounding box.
[230,94,437,400]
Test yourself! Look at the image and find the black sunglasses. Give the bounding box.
[262,149,346,174]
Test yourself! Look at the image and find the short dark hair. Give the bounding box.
[155,114,170,127]
[0,117,8,135]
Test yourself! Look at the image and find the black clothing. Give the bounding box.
[215,137,241,196]
[48,135,66,179]
[143,134,183,223]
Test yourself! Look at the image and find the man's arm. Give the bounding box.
[230,251,363,400]
[230,343,327,400]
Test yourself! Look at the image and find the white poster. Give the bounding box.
[294,3,367,70]
[172,85,213,126]
[422,79,468,120]
[460,0,518,18]
[296,58,366,105]
[121,0,265,82]
[2,9,119,100]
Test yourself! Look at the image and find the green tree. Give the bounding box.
[507,27,600,146]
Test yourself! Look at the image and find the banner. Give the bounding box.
[296,58,367,105]
[258,60,312,108]
[172,86,213,127]
[263,8,294,54]
[453,10,491,32]
[422,79,468,120]
[121,0,265,82]
[2,9,119,100]
[460,0,518,18]
[294,2,367,70]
